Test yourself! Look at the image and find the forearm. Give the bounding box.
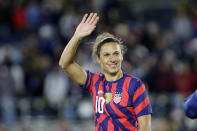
[59,35,82,69]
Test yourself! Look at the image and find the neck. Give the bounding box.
[104,70,123,81]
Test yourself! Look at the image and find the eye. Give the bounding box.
[114,52,119,56]
[104,53,110,57]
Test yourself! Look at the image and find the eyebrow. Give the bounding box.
[102,50,120,54]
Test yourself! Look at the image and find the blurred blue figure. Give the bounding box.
[0,65,16,126]
[183,90,197,119]
[26,1,41,30]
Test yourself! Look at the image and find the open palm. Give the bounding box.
[74,13,99,38]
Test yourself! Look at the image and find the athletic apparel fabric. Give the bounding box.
[183,90,197,119]
[81,71,152,131]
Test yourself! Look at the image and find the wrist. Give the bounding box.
[73,33,83,41]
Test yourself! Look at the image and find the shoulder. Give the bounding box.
[86,70,103,80]
[82,71,103,89]
[123,73,147,96]
[124,72,143,85]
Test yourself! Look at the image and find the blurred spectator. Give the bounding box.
[12,0,27,31]
[150,50,175,92]
[59,8,79,39]
[92,0,106,12]
[0,45,17,126]
[44,65,69,109]
[172,6,193,40]
[172,6,193,55]
[26,0,41,31]
[0,0,11,42]
[38,24,58,57]
[172,61,196,96]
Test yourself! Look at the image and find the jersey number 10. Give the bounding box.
[96,96,105,113]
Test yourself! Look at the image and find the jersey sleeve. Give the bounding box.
[132,80,152,117]
[183,90,197,119]
[80,70,95,93]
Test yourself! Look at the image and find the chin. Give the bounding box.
[108,68,120,75]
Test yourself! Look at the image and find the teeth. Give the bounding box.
[109,64,116,68]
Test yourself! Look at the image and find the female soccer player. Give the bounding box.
[59,13,152,131]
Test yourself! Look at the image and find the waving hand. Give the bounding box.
[74,13,99,39]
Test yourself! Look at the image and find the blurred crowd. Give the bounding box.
[0,0,197,130]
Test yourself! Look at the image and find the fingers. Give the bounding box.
[85,13,94,23]
[92,16,99,26]
[81,13,88,23]
[83,13,99,25]
[89,13,98,25]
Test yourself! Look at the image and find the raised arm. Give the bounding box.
[59,13,99,86]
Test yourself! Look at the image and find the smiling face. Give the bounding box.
[97,42,123,75]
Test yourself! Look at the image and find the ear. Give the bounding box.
[121,54,124,61]
[120,52,124,61]
[96,55,101,64]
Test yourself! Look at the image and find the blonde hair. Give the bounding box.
[92,32,127,59]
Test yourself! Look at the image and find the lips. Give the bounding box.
[108,63,117,68]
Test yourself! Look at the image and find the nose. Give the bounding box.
[109,55,116,62]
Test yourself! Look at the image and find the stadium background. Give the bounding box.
[0,0,197,130]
